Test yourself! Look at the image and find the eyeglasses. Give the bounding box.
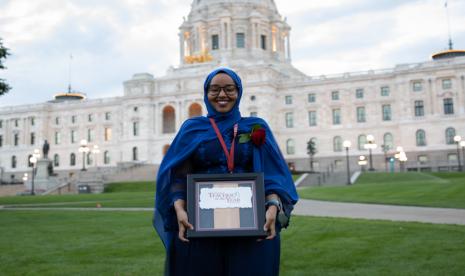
[208,85,237,97]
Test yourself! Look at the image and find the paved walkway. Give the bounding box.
[2,199,465,226]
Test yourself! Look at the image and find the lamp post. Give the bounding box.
[29,148,40,195]
[79,139,90,171]
[92,145,100,167]
[399,151,408,172]
[364,135,377,171]
[454,135,462,171]
[343,140,351,185]
[381,144,390,172]
[460,141,465,172]
[358,155,367,171]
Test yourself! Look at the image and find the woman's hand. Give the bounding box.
[174,199,193,242]
[264,205,278,239]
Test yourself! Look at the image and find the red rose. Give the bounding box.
[250,128,266,146]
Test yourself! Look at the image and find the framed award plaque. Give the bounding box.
[186,173,266,238]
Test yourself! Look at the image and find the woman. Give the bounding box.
[154,68,298,275]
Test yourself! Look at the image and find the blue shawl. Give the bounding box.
[153,68,298,250]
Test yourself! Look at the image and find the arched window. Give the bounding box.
[104,151,110,165]
[54,154,60,167]
[163,144,170,156]
[416,129,426,146]
[11,155,17,168]
[27,155,33,167]
[132,147,138,161]
[445,127,456,144]
[70,153,76,166]
[87,152,93,165]
[333,136,343,152]
[286,139,295,155]
[188,103,202,118]
[358,135,367,150]
[162,106,176,133]
[383,133,394,150]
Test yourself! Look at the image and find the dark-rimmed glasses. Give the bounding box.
[208,85,237,97]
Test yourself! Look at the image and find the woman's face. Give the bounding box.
[207,73,238,113]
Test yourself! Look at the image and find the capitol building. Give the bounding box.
[1,0,465,183]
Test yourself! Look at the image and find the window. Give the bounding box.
[87,129,95,142]
[70,153,76,166]
[417,155,429,165]
[286,139,295,155]
[105,112,111,120]
[308,111,317,126]
[285,95,293,105]
[416,129,426,146]
[14,133,19,146]
[250,112,257,117]
[448,153,457,162]
[55,131,61,145]
[332,109,341,125]
[382,104,391,121]
[445,127,456,144]
[355,88,364,99]
[71,130,77,144]
[87,152,92,165]
[444,98,454,114]
[71,115,77,124]
[105,128,112,141]
[356,107,366,123]
[308,93,316,103]
[0,120,3,128]
[30,117,35,126]
[413,81,422,92]
[11,155,17,169]
[285,112,294,128]
[0,135,2,147]
[442,79,452,90]
[30,132,35,145]
[414,100,424,117]
[333,136,343,152]
[14,119,19,127]
[212,34,219,50]
[88,114,93,122]
[132,147,138,161]
[358,135,367,150]
[250,95,256,101]
[383,133,394,150]
[54,154,60,167]
[55,117,60,125]
[104,151,110,164]
[331,91,339,100]
[133,106,138,112]
[236,33,245,48]
[28,155,33,167]
[133,121,139,136]
[381,86,390,96]
[260,35,266,50]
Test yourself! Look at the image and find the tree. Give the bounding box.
[307,139,317,172]
[0,38,11,96]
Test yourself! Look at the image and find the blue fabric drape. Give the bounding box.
[153,67,298,251]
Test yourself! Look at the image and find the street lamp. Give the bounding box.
[381,144,390,172]
[460,141,465,172]
[91,145,100,167]
[398,151,408,172]
[343,140,351,185]
[358,155,367,171]
[364,134,377,171]
[29,148,40,195]
[79,139,90,171]
[454,135,462,171]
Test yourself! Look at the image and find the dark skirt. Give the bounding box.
[167,234,281,276]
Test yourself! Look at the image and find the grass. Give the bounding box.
[298,172,465,209]
[0,211,464,275]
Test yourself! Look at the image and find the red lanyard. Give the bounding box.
[209,118,238,173]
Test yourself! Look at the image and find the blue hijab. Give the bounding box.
[154,68,298,250]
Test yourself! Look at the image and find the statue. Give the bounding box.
[42,140,50,159]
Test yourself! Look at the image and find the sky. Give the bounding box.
[0,0,464,107]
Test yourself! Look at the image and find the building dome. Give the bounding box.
[191,0,278,11]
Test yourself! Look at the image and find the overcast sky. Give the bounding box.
[1,0,464,107]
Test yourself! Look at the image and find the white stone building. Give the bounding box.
[1,0,465,182]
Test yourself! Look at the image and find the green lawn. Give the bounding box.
[0,211,464,275]
[298,172,465,209]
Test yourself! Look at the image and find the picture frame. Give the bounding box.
[186,173,266,238]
